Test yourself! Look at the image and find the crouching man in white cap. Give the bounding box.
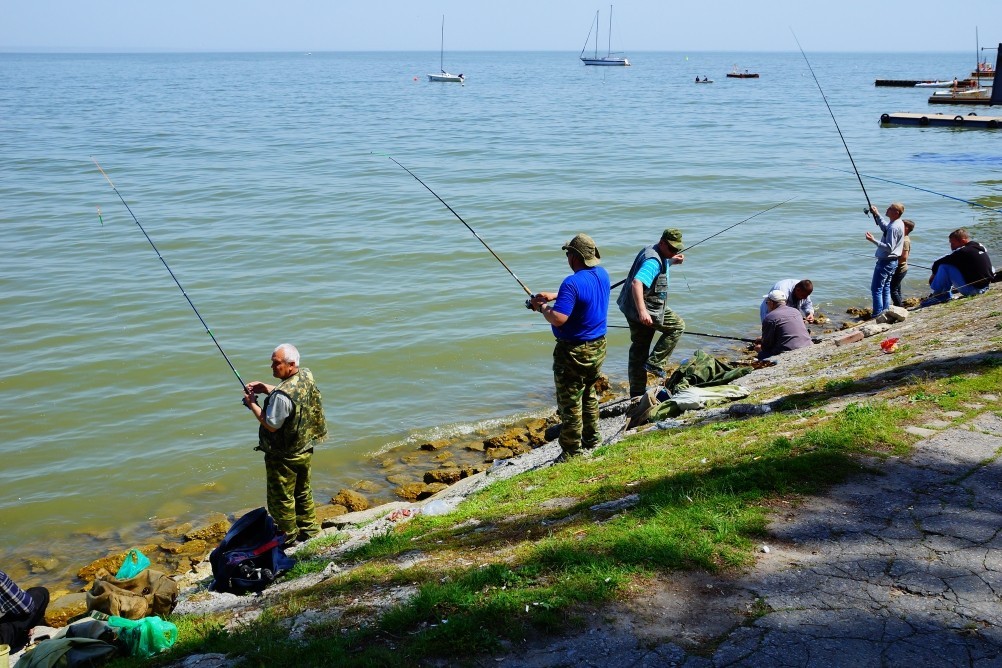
[755,289,813,360]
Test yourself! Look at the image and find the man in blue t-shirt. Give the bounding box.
[530,233,610,456]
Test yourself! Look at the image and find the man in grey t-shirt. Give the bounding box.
[756,290,813,360]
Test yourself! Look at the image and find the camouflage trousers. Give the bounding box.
[553,336,607,454]
[627,308,685,397]
[264,449,319,541]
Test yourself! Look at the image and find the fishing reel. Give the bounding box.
[237,562,273,582]
[525,298,534,310]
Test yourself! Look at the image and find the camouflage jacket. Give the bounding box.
[257,368,327,455]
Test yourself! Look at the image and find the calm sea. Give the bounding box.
[2,51,1000,585]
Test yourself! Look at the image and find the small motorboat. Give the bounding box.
[694,77,714,84]
[726,65,759,78]
[914,79,978,88]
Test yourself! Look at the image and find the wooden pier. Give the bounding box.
[879,112,1001,128]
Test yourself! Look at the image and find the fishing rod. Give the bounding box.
[374,153,534,305]
[821,248,933,271]
[610,197,796,290]
[679,329,756,344]
[531,323,756,343]
[816,165,1002,215]
[92,158,246,392]
[791,30,877,222]
[917,271,997,307]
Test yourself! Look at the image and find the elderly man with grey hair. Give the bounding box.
[755,290,813,360]
[243,344,327,546]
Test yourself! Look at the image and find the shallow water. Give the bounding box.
[1,50,1000,585]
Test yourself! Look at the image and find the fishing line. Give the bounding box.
[609,197,796,291]
[792,30,877,221]
[92,158,246,391]
[678,269,692,292]
[680,197,797,254]
[821,248,933,271]
[373,153,534,302]
[816,165,1002,215]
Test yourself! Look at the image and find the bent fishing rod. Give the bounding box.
[792,30,878,222]
[374,153,535,306]
[610,196,796,291]
[92,158,246,392]
[816,165,1002,215]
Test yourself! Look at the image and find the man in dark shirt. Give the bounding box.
[923,228,994,305]
[756,290,813,360]
[0,568,49,652]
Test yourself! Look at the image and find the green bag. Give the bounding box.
[107,616,178,658]
[114,549,150,580]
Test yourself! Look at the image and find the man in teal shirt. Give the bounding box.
[617,228,686,397]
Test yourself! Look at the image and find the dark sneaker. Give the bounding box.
[297,531,319,544]
[920,293,950,308]
[644,363,666,379]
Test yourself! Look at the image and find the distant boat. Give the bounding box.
[972,63,995,79]
[928,87,992,104]
[928,45,1001,105]
[972,27,997,78]
[579,6,630,66]
[695,77,714,84]
[726,65,759,79]
[428,16,464,84]
[914,79,978,89]
[930,87,990,98]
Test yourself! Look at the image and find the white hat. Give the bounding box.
[764,289,788,303]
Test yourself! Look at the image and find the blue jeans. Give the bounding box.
[871,258,898,316]
[928,264,989,303]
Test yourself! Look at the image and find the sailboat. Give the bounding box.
[579,6,630,66]
[427,16,464,84]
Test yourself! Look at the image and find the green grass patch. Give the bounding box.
[152,366,1002,666]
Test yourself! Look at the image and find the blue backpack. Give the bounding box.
[208,508,294,594]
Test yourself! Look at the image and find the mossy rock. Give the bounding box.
[332,489,370,512]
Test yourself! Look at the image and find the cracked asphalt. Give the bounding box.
[492,411,1002,667]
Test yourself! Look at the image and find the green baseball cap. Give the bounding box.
[661,228,683,248]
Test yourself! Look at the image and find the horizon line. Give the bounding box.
[0,48,985,55]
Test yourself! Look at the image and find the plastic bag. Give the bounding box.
[107,615,178,658]
[115,548,151,580]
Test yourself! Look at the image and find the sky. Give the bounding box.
[1,0,998,53]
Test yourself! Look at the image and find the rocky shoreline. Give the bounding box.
[11,301,871,629]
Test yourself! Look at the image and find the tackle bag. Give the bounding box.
[208,507,294,594]
[16,618,124,668]
[86,568,179,620]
